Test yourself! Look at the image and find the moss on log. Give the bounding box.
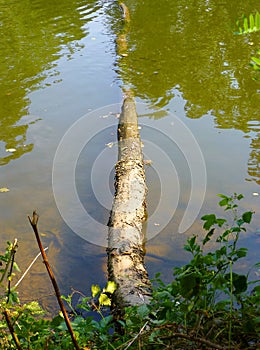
[107,95,151,312]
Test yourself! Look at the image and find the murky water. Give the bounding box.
[0,0,259,312]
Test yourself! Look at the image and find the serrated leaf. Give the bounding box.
[201,214,217,230]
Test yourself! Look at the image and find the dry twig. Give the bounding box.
[28,211,80,350]
[15,247,48,288]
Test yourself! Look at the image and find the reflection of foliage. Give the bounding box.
[252,50,260,71]
[107,0,260,184]
[236,12,260,34]
[235,13,260,71]
[0,0,99,165]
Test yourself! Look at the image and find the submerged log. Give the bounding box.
[107,95,151,312]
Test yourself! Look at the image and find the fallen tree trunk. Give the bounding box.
[107,95,151,313]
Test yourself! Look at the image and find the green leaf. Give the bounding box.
[242,211,253,223]
[201,214,217,230]
[236,248,248,258]
[256,12,260,30]
[91,284,101,298]
[179,273,198,298]
[233,273,248,294]
[249,13,255,30]
[50,315,64,328]
[137,304,150,318]
[252,56,260,65]
[219,198,228,207]
[13,262,20,272]
[216,218,226,227]
[202,228,215,245]
[244,17,249,32]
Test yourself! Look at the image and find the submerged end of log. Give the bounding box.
[107,95,152,313]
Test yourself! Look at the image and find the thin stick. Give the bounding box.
[160,332,233,350]
[28,211,80,350]
[15,247,48,288]
[3,309,22,350]
[124,321,148,350]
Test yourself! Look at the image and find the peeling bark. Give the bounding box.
[107,96,151,312]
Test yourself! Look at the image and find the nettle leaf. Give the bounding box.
[201,214,217,230]
[242,211,253,224]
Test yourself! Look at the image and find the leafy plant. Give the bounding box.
[147,194,259,349]
[0,194,259,349]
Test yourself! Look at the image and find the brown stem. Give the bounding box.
[159,332,233,350]
[28,211,80,350]
[3,309,22,350]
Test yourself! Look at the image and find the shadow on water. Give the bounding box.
[105,0,260,185]
[0,0,100,165]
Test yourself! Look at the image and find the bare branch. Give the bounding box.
[28,212,80,350]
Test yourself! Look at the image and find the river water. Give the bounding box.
[0,0,259,312]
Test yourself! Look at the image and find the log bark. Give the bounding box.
[107,95,151,312]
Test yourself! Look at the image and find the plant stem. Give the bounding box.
[28,211,80,350]
[7,239,18,303]
[228,260,233,349]
[0,240,18,285]
[3,309,22,350]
